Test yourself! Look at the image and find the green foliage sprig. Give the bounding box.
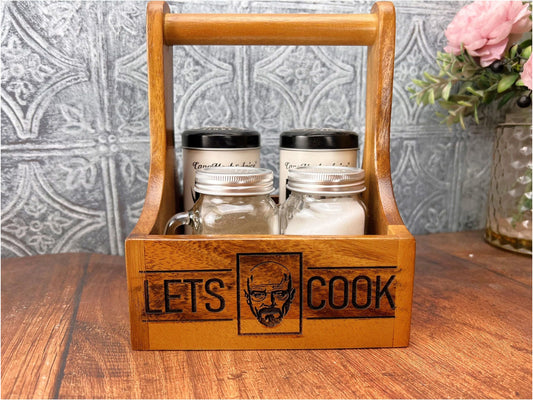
[409,40,532,129]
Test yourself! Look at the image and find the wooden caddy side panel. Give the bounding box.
[127,232,413,350]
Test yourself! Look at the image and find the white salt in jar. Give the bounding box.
[278,129,359,203]
[182,127,260,212]
[280,166,366,235]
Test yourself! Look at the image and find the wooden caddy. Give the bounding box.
[125,1,416,350]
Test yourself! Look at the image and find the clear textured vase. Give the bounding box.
[484,107,532,255]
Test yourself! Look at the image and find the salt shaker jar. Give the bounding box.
[182,127,260,212]
[279,128,359,203]
[165,167,278,235]
[280,166,366,235]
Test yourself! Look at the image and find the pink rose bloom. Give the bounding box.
[521,56,532,90]
[444,0,532,67]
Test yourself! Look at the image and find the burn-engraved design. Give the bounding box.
[244,261,296,328]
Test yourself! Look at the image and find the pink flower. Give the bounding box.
[521,57,532,90]
[444,1,532,67]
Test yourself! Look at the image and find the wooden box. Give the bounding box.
[125,1,416,350]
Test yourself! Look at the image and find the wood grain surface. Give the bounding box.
[128,233,413,350]
[2,231,531,399]
[163,13,378,46]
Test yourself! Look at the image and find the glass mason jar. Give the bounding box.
[280,166,366,235]
[165,167,278,235]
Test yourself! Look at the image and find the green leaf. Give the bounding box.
[412,79,429,88]
[497,91,516,108]
[419,90,430,105]
[520,39,532,49]
[423,71,440,83]
[442,81,452,101]
[486,82,499,92]
[474,103,479,124]
[497,74,519,93]
[459,112,466,130]
[463,51,479,68]
[465,87,484,97]
[521,45,532,60]
[428,88,435,104]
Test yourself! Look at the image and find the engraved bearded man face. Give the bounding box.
[244,261,295,327]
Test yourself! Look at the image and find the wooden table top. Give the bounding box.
[2,231,531,399]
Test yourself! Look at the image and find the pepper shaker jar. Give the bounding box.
[279,128,359,203]
[280,166,366,235]
[182,127,261,212]
[165,167,279,235]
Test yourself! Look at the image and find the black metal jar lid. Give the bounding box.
[182,127,260,149]
[280,128,359,150]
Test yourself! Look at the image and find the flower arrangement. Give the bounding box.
[410,0,532,128]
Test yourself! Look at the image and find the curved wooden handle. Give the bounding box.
[133,1,404,236]
[163,13,378,46]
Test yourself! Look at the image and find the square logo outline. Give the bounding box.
[236,252,303,335]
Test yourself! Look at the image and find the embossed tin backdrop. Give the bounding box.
[1,0,500,257]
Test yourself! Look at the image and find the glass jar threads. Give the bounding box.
[280,166,366,235]
[279,128,359,203]
[165,167,278,235]
[182,127,261,212]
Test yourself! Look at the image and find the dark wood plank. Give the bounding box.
[1,253,89,399]
[408,239,531,398]
[416,230,532,286]
[56,253,149,399]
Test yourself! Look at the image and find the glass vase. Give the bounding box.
[484,107,532,255]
